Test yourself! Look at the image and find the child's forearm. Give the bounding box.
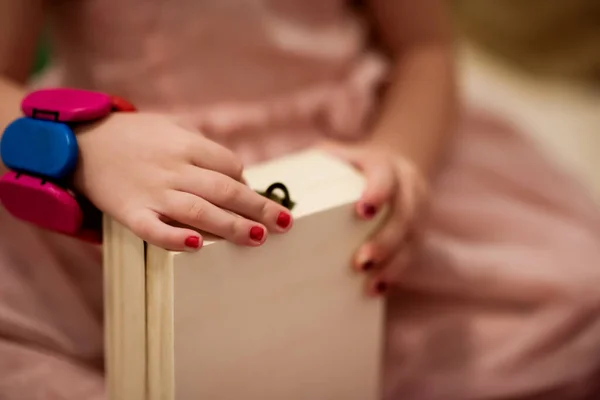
[364,0,456,178]
[0,0,45,171]
[0,77,27,172]
[369,43,456,177]
[0,77,26,124]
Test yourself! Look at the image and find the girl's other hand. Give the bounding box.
[73,113,294,251]
[321,141,428,297]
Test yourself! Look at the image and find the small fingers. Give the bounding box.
[365,245,413,297]
[127,210,204,252]
[353,222,416,273]
[353,168,424,269]
[175,166,294,234]
[158,190,268,246]
[354,218,406,270]
[353,198,414,272]
[189,136,245,182]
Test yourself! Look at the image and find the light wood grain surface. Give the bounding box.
[146,150,385,400]
[103,216,147,400]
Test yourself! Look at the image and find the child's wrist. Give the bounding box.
[69,113,123,196]
[0,88,137,242]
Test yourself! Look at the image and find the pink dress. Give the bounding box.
[2,1,600,399]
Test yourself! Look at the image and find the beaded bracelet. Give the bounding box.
[0,88,136,243]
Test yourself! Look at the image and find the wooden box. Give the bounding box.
[104,150,384,400]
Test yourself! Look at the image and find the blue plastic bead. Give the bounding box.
[0,117,78,180]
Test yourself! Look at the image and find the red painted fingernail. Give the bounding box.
[276,212,291,229]
[249,226,265,242]
[363,204,377,218]
[184,236,200,249]
[362,260,375,271]
[375,281,388,295]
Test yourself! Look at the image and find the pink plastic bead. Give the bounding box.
[0,172,83,234]
[21,88,113,122]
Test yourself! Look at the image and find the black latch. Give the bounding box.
[257,182,295,210]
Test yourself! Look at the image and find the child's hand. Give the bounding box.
[73,113,293,251]
[321,141,428,296]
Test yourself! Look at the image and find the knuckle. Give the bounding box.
[215,147,244,179]
[173,133,200,160]
[214,179,240,204]
[187,200,207,222]
[167,132,190,154]
[183,136,201,158]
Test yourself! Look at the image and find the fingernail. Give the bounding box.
[375,281,388,295]
[363,204,377,218]
[276,212,292,229]
[361,260,375,271]
[249,226,265,242]
[355,247,375,272]
[184,236,201,249]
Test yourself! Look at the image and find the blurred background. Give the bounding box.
[451,0,600,203]
[30,0,600,200]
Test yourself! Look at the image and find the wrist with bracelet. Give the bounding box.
[0,88,136,243]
